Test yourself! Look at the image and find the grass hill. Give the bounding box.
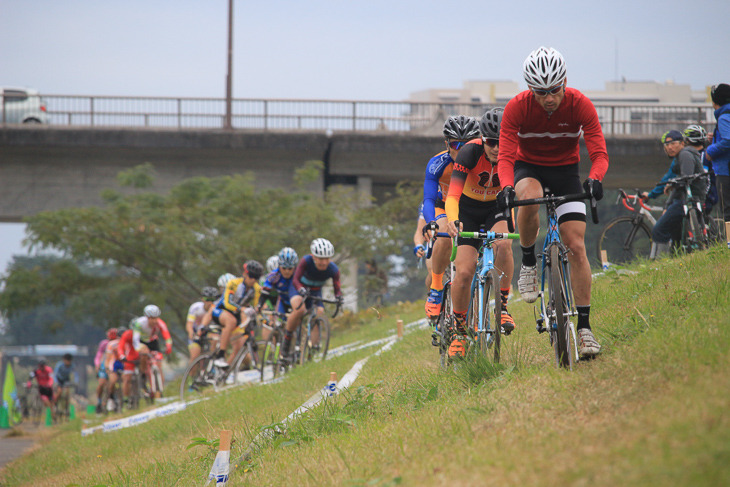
[2,245,729,487]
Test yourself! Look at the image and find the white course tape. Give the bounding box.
[82,318,424,438]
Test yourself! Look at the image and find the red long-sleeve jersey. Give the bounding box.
[497,88,609,189]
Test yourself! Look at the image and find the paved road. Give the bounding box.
[0,435,35,470]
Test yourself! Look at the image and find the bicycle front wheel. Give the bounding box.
[478,268,502,364]
[259,330,280,382]
[438,282,452,370]
[180,354,213,402]
[597,216,653,265]
[549,245,576,370]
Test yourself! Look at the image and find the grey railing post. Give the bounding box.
[352,101,356,131]
[611,106,616,136]
[177,98,182,129]
[90,97,95,126]
[264,100,268,132]
[1,96,5,126]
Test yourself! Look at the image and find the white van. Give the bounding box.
[1,87,48,124]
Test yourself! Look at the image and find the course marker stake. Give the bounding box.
[397,319,404,338]
[327,372,337,397]
[726,222,730,249]
[205,430,232,486]
[600,250,609,270]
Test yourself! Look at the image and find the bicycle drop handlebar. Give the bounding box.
[295,292,341,318]
[502,191,599,232]
[424,228,519,262]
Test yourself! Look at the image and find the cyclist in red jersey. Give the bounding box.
[496,46,608,358]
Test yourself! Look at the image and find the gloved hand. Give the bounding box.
[413,244,425,257]
[336,295,344,307]
[496,186,516,211]
[298,287,308,298]
[165,343,172,355]
[421,221,439,238]
[583,178,604,201]
[243,307,256,319]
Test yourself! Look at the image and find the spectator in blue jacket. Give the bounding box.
[641,130,683,201]
[705,83,730,222]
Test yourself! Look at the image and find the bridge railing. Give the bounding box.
[28,95,716,136]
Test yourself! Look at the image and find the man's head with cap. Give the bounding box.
[711,83,730,107]
[661,130,684,158]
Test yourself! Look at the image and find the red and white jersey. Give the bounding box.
[497,87,609,189]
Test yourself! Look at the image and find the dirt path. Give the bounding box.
[0,425,41,472]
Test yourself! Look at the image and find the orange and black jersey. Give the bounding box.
[445,139,502,222]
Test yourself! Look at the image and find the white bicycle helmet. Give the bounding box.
[144,304,161,318]
[266,255,280,273]
[217,273,236,288]
[310,238,335,258]
[523,46,567,90]
[683,124,707,144]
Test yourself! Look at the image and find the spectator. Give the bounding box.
[640,130,684,201]
[705,83,730,223]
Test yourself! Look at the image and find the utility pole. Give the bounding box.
[224,0,233,130]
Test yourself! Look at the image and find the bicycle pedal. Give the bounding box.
[430,334,440,347]
[536,323,547,334]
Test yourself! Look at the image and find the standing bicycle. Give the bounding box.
[649,127,710,258]
[503,190,599,369]
[596,189,662,265]
[497,47,608,361]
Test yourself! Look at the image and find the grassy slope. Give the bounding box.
[2,247,729,487]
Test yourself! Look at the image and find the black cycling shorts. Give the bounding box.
[141,339,159,352]
[39,386,53,400]
[456,198,507,250]
[514,161,586,224]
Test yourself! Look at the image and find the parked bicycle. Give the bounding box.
[596,189,662,265]
[504,189,599,369]
[664,173,711,254]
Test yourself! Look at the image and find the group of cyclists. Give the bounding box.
[29,353,76,416]
[415,46,605,361]
[84,238,344,412]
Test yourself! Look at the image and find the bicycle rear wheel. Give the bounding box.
[549,245,576,369]
[597,216,653,265]
[150,367,164,400]
[477,268,502,364]
[259,330,281,382]
[438,282,452,370]
[310,315,331,362]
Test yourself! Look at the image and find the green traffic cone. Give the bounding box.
[87,404,96,416]
[70,404,76,420]
[0,406,9,428]
[45,407,53,426]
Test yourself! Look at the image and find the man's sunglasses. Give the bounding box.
[532,85,564,97]
[483,138,499,148]
[448,140,468,150]
[280,266,295,270]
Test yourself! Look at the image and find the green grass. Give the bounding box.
[2,247,729,486]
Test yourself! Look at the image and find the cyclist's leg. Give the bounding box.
[490,219,515,332]
[214,309,238,365]
[284,293,307,356]
[514,164,544,302]
[425,211,451,319]
[188,340,202,364]
[651,199,684,255]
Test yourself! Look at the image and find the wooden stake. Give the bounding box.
[600,250,609,270]
[329,371,337,382]
[725,222,730,249]
[396,319,403,338]
[219,430,232,452]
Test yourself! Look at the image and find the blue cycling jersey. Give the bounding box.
[422,150,454,222]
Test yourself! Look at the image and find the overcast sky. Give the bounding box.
[0,0,728,273]
[1,0,727,101]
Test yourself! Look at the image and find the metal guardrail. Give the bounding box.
[4,94,717,136]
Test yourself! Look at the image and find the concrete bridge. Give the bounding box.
[0,126,668,222]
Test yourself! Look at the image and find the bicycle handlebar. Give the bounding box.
[503,191,598,232]
[664,173,709,187]
[295,292,341,318]
[449,228,520,262]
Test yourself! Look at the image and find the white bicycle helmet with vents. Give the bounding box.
[523,46,567,90]
[310,238,335,258]
[266,255,279,273]
[217,273,236,288]
[144,304,161,318]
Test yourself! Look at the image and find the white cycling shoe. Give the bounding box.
[578,328,601,357]
[518,264,539,303]
[213,357,229,368]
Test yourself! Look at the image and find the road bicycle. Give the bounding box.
[297,293,341,366]
[22,383,43,426]
[258,308,288,381]
[664,174,711,253]
[179,318,262,401]
[504,189,599,369]
[427,229,519,368]
[54,383,74,422]
[146,350,165,402]
[596,189,662,265]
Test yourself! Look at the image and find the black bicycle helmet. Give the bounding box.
[243,260,264,280]
[479,108,504,139]
[442,115,480,140]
